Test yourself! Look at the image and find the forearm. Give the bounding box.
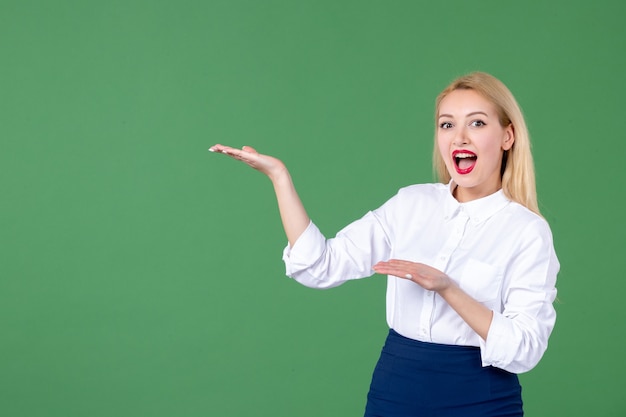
[208,144,311,246]
[371,260,495,341]
[269,168,310,246]
[438,282,493,341]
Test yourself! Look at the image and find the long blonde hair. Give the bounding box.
[433,72,540,215]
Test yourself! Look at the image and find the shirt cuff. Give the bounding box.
[480,311,529,373]
[282,221,326,277]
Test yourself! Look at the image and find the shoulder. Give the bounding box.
[502,201,555,243]
[372,183,448,221]
[395,182,449,200]
[377,183,450,211]
[499,201,560,276]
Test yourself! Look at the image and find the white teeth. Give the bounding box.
[455,152,475,158]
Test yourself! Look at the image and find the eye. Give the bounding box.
[439,122,453,129]
[470,120,486,127]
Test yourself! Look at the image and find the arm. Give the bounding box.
[211,144,394,289]
[479,224,559,372]
[372,260,493,340]
[438,281,493,341]
[209,144,309,246]
[373,218,559,373]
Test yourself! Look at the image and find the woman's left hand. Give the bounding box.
[372,260,453,293]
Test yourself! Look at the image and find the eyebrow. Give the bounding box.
[438,111,489,119]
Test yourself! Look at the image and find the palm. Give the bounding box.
[209,144,286,178]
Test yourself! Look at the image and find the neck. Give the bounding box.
[453,183,501,203]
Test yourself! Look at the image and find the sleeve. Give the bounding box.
[479,219,560,373]
[282,206,395,290]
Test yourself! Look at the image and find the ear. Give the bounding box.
[502,124,515,151]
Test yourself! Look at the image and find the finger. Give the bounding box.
[214,146,246,159]
[372,264,413,280]
[373,260,415,272]
[241,145,258,154]
[219,148,264,170]
[385,259,418,268]
[209,144,236,154]
[373,261,405,271]
[224,146,258,161]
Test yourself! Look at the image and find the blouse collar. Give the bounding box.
[444,181,511,224]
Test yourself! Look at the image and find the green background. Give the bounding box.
[1,0,624,416]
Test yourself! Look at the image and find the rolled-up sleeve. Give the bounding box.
[479,219,559,373]
[282,210,393,289]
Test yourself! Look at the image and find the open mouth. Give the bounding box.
[453,150,477,174]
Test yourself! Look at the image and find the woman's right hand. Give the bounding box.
[209,144,287,182]
[209,143,310,245]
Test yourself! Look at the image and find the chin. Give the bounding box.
[450,174,474,187]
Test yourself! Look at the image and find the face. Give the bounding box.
[436,89,514,202]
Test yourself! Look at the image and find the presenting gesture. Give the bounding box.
[373,260,452,292]
[209,144,310,246]
[209,144,287,181]
[208,72,559,416]
[373,259,492,340]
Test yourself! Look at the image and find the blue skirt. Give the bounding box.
[364,329,523,417]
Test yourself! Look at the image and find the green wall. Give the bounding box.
[2,1,624,415]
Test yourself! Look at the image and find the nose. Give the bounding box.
[452,125,470,146]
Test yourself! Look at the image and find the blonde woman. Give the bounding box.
[210,72,558,416]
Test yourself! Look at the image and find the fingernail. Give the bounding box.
[208,148,215,152]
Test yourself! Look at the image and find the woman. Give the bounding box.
[209,72,559,416]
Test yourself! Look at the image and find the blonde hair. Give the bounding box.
[433,72,540,215]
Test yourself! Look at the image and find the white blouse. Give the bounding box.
[282,182,559,374]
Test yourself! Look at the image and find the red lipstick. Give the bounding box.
[452,150,477,175]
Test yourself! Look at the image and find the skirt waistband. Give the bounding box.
[385,328,481,364]
[366,329,522,416]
